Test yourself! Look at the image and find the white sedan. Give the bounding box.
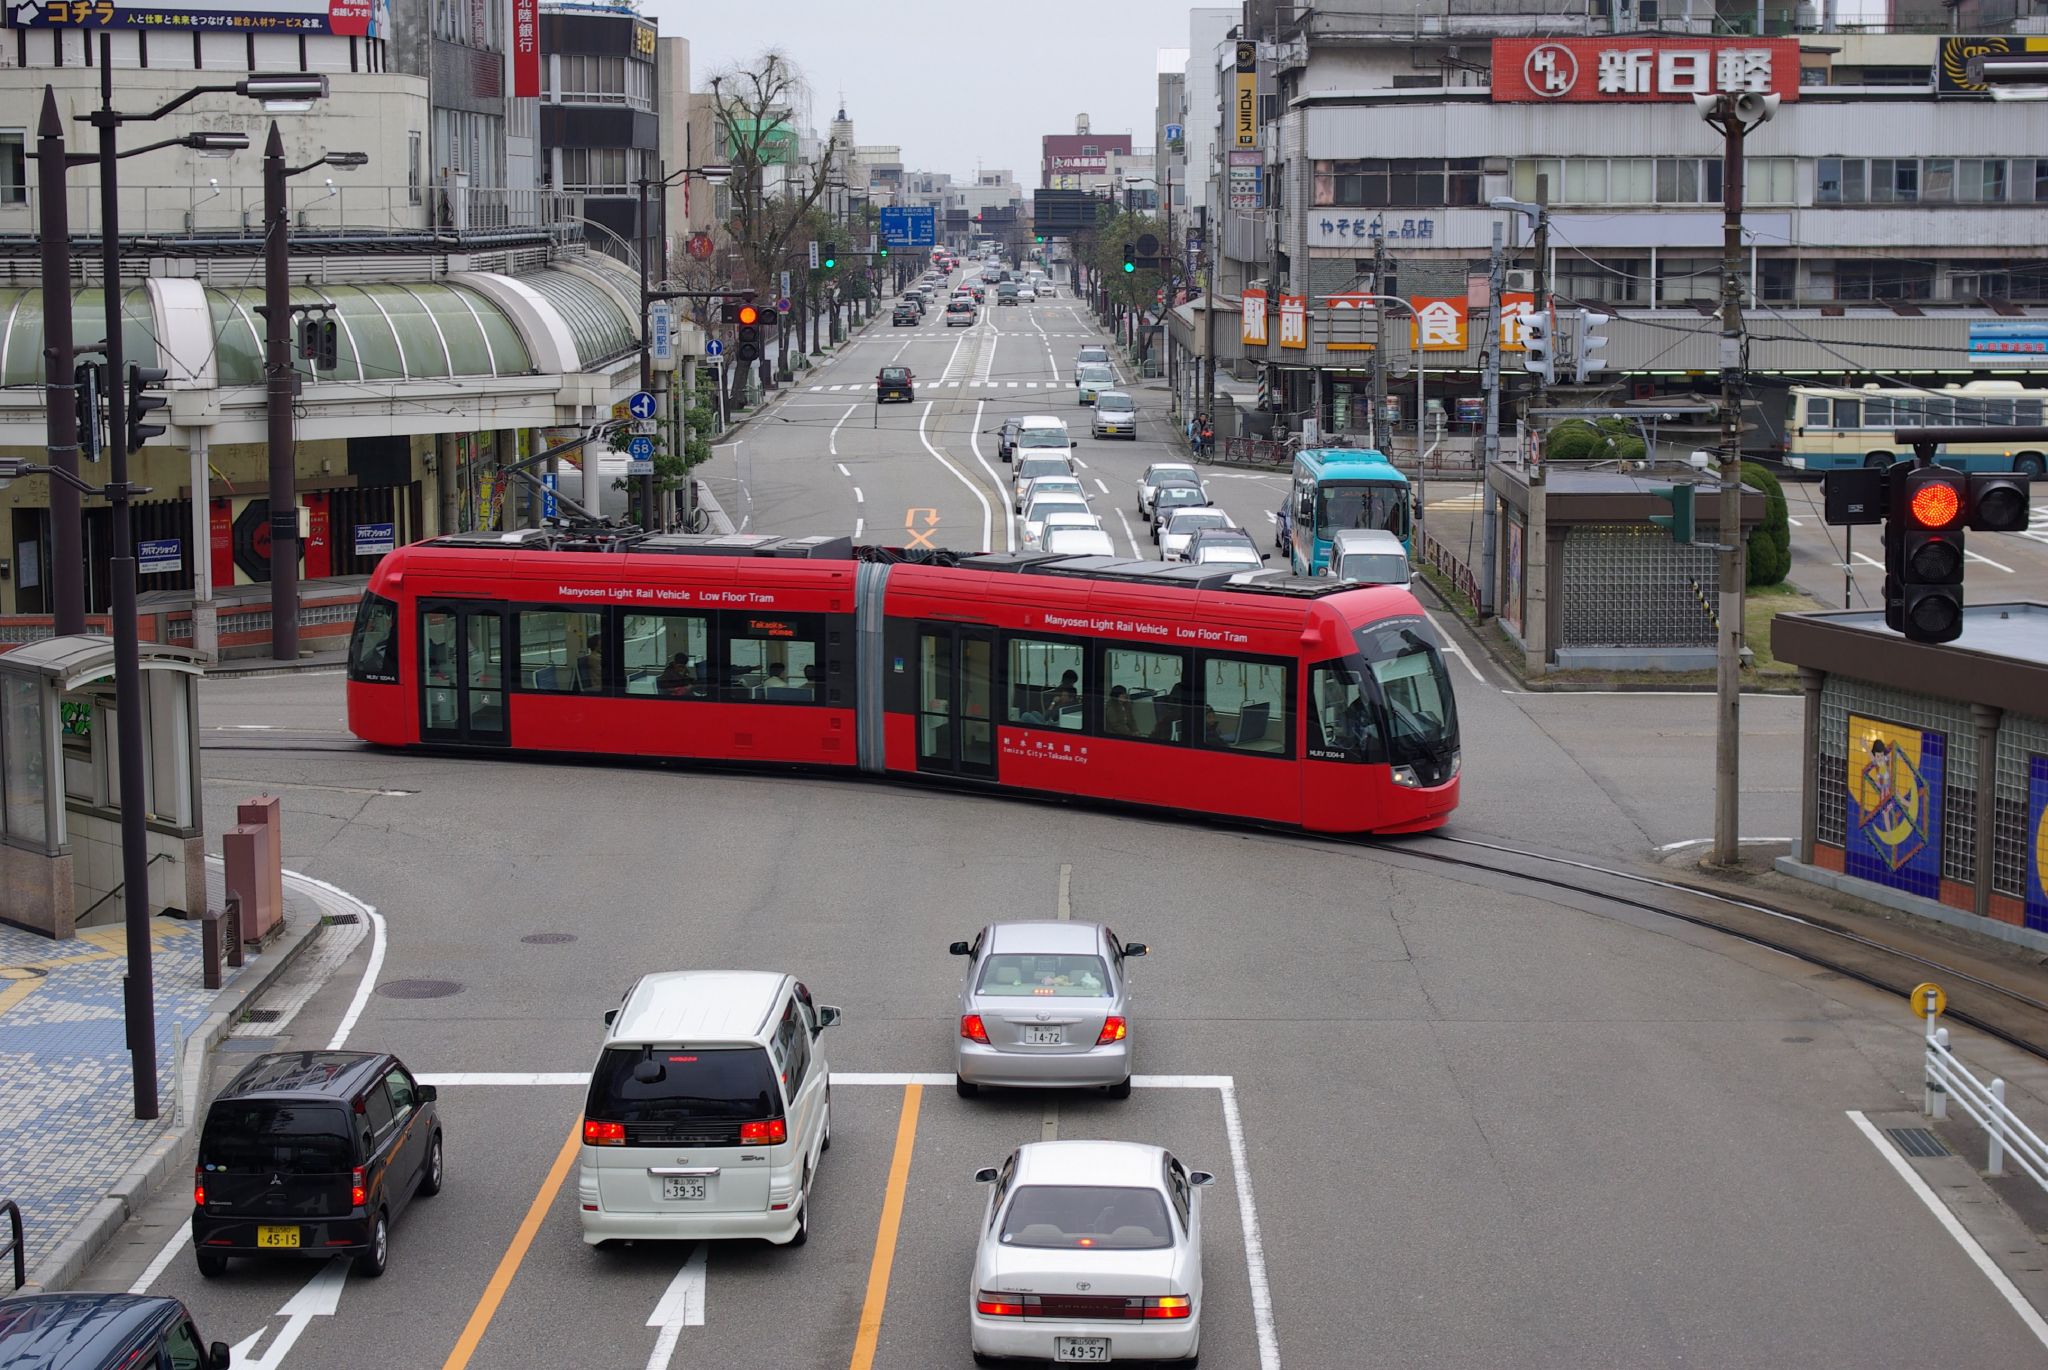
[1158,507,1237,561]
[1041,524,1117,557]
[971,1140,1211,1366]
[1021,496,1094,550]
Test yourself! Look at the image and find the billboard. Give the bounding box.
[1844,714,1947,902]
[880,206,936,248]
[512,0,539,99]
[1491,37,1800,103]
[8,0,383,31]
[1032,189,1107,234]
[1968,320,2048,368]
[731,117,795,166]
[1234,41,1258,147]
[1939,35,2048,94]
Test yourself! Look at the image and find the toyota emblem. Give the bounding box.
[1076,1281,1092,1291]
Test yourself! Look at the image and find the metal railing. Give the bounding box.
[1419,529,1480,608]
[1,1198,22,1292]
[1923,991,2048,1193]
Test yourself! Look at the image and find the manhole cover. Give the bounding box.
[375,979,463,999]
[1886,1127,1950,1158]
[521,932,577,945]
[241,1008,281,1023]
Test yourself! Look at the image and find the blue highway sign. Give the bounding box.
[627,435,655,460]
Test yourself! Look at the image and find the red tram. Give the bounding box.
[344,532,1460,834]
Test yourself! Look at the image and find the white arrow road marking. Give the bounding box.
[644,1245,709,1370]
[232,1259,350,1369]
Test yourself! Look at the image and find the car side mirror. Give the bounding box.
[417,1084,438,1104]
[603,1008,618,1027]
[948,940,972,956]
[1122,941,1147,957]
[1188,1171,1217,1187]
[974,1166,999,1184]
[816,1005,842,1029]
[210,1343,233,1370]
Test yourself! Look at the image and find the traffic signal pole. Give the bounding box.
[1711,97,1756,870]
[37,87,85,637]
[264,123,301,659]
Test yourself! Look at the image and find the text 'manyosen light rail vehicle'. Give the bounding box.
[344,532,1459,835]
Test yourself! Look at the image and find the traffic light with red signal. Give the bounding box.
[723,299,778,363]
[1873,461,2031,643]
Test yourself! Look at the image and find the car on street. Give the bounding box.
[877,366,916,403]
[969,1140,1211,1365]
[967,283,986,302]
[1075,344,1111,368]
[996,416,1023,462]
[1021,492,1093,549]
[950,921,1144,1096]
[997,284,1021,306]
[892,302,918,326]
[1149,484,1211,540]
[192,1049,442,1278]
[1017,474,1086,518]
[1013,451,1077,509]
[1186,527,1265,571]
[1135,461,1203,521]
[947,300,976,327]
[1015,285,1037,301]
[1015,415,1074,460]
[1327,528,1412,586]
[1041,523,1117,557]
[1158,506,1239,561]
[1075,363,1115,405]
[0,1293,233,1370]
[1091,391,1138,439]
[579,970,840,1248]
[902,292,928,317]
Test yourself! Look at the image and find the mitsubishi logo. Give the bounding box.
[268,1174,283,1187]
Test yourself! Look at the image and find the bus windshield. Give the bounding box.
[1354,618,1457,771]
[1316,483,1409,541]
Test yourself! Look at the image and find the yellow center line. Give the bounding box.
[848,1083,924,1370]
[441,1119,582,1370]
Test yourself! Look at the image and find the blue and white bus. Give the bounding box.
[1275,449,1413,576]
[1786,380,2048,478]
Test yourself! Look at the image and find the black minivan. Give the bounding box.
[193,1050,443,1278]
[0,1293,229,1369]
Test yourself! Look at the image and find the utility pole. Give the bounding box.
[1530,175,1551,414]
[637,173,655,530]
[1371,219,1389,453]
[36,87,85,636]
[262,123,301,660]
[1480,222,1504,617]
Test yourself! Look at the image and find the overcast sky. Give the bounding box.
[641,0,1207,185]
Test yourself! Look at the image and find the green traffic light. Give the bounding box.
[824,257,836,269]
[1122,261,1136,273]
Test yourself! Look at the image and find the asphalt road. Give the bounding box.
[69,270,2048,1368]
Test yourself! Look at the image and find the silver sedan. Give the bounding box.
[950,921,1145,1098]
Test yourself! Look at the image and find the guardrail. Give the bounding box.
[1418,529,1480,608]
[1923,988,2048,1192]
[2,1198,22,1291]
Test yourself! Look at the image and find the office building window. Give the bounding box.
[0,131,23,206]
[1312,159,1481,207]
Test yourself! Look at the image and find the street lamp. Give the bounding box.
[265,127,365,662]
[76,36,325,1119]
[634,164,734,531]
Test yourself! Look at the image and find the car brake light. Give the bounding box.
[976,1292,1037,1317]
[960,1013,990,1043]
[583,1119,626,1146]
[192,1168,205,1208]
[1096,1016,1127,1044]
[350,1167,366,1208]
[739,1119,788,1145]
[1144,1295,1194,1319]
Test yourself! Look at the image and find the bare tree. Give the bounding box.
[710,52,840,402]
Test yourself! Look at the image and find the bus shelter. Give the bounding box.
[0,636,207,939]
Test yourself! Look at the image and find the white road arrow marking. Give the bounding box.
[232,1259,349,1369]
[644,1245,709,1370]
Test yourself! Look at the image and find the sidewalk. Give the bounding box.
[0,860,332,1290]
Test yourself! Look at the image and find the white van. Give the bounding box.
[579,970,840,1248]
[1327,528,1412,586]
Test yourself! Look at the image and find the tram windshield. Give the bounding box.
[1317,483,1409,541]
[1354,618,1457,769]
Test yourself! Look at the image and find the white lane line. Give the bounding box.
[1221,1080,1283,1370]
[966,399,1015,554]
[1852,551,1885,569]
[1423,612,1485,684]
[854,488,865,504]
[919,400,994,552]
[645,1246,709,1368]
[1114,508,1144,559]
[1655,837,1793,851]
[827,403,858,459]
[130,1220,193,1295]
[836,462,850,477]
[1847,1110,2048,1351]
[1094,478,1109,495]
[1966,549,2015,572]
[854,517,864,538]
[978,317,999,384]
[1072,458,1089,471]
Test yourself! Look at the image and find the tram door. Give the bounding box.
[419,602,508,746]
[915,624,995,777]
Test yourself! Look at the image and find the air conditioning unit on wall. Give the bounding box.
[1505,269,1534,292]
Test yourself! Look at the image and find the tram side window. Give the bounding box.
[1102,646,1185,744]
[348,594,399,684]
[725,613,822,702]
[1307,662,1382,763]
[622,612,711,698]
[1008,636,1086,730]
[1199,655,1290,756]
[516,611,606,692]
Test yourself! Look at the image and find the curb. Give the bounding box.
[207,653,350,680]
[23,875,335,1292]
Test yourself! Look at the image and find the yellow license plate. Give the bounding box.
[257,1225,301,1249]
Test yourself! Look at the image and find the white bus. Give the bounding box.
[1786,379,2048,477]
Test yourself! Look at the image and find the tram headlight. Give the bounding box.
[1391,765,1420,789]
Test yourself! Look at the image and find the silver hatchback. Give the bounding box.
[950,921,1145,1098]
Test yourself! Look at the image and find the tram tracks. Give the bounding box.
[1370,832,2048,1061]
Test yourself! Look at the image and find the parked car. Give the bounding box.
[1091,391,1138,439]
[1074,363,1115,405]
[1041,524,1118,557]
[579,970,840,1248]
[950,920,1146,1096]
[1136,461,1203,521]
[1327,528,1412,586]
[969,1141,1212,1365]
[192,1049,442,1278]
[0,1294,232,1370]
[1159,506,1239,561]
[877,366,916,403]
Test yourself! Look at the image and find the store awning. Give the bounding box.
[516,270,637,369]
[201,281,536,385]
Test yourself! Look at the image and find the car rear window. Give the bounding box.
[1001,1186,1172,1249]
[880,368,910,382]
[977,953,1110,996]
[1019,430,1068,449]
[200,1103,354,1174]
[585,1046,780,1123]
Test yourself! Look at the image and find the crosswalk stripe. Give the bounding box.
[808,385,823,392]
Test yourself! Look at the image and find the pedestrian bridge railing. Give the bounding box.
[1922,989,2048,1194]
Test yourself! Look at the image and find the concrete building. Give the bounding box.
[1041,114,1133,192]
[539,2,660,259]
[1183,8,1239,227]
[1157,51,1188,224]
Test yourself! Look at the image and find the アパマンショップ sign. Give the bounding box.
[1490,37,1801,103]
